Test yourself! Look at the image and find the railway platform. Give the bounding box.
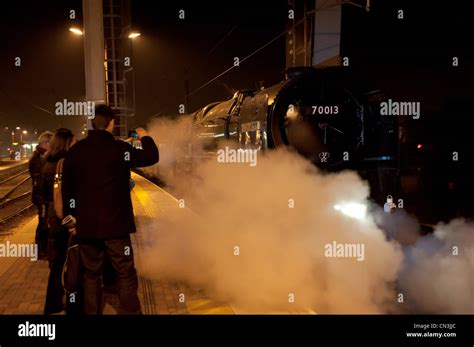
[0,172,234,315]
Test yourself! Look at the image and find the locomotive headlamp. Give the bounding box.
[334,202,367,220]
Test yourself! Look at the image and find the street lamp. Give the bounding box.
[128,32,141,39]
[69,27,83,35]
[124,31,140,127]
[20,130,28,158]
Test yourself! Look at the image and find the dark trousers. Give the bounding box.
[44,214,84,316]
[79,236,141,315]
[34,203,49,256]
[44,227,68,314]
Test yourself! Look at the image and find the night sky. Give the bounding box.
[0,0,473,149]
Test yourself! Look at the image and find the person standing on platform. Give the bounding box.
[29,130,53,258]
[62,105,159,314]
[40,129,77,314]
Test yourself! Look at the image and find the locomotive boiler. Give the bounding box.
[183,67,399,203]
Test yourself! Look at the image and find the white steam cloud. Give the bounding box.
[139,117,473,314]
[398,219,474,313]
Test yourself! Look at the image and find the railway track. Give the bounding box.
[0,163,34,234]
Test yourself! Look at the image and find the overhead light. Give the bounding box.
[69,27,83,35]
[128,32,141,39]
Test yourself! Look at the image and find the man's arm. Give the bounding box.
[124,128,159,168]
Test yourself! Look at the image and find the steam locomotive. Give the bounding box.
[182,67,399,203]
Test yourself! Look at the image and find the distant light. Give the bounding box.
[128,32,141,39]
[12,142,18,146]
[22,130,27,134]
[69,27,83,35]
[417,144,423,149]
[16,127,20,130]
[334,202,367,220]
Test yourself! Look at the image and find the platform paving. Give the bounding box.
[0,173,234,315]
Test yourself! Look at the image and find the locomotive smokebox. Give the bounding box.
[187,67,399,202]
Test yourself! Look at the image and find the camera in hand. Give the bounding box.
[128,130,139,140]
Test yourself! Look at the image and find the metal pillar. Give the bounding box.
[83,0,106,130]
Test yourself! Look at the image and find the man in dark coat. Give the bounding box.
[62,105,159,314]
[29,131,53,257]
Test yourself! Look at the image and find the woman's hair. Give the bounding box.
[44,129,75,160]
[37,131,54,145]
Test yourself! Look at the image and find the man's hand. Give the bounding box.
[135,127,148,139]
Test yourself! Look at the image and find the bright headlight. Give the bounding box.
[334,202,367,220]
